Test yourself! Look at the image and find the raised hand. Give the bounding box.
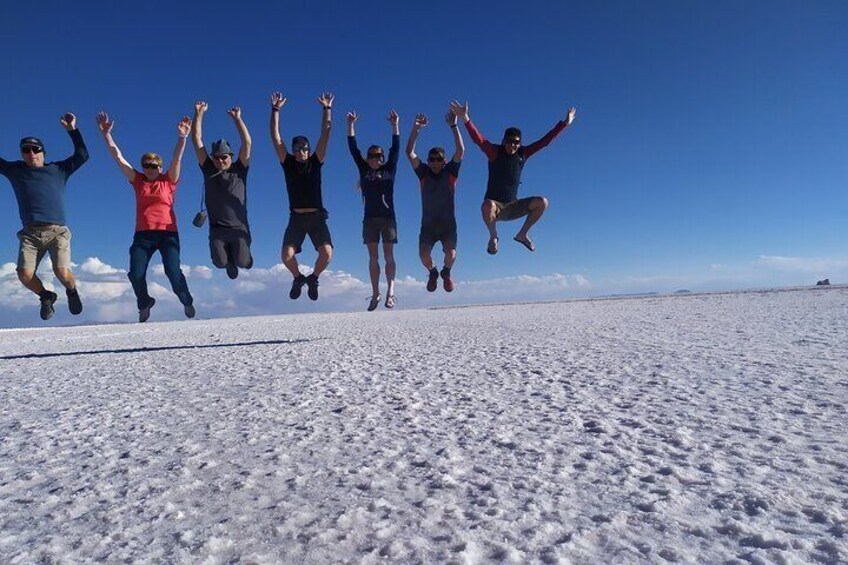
[271,92,286,110]
[413,113,429,129]
[387,109,399,126]
[449,100,469,121]
[96,112,114,135]
[227,107,242,120]
[566,107,577,127]
[60,112,77,131]
[346,111,359,125]
[177,116,192,138]
[195,100,208,114]
[317,92,335,109]
[445,110,457,127]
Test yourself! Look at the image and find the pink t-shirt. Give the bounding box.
[131,172,178,232]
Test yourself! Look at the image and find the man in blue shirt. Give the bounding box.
[0,112,89,320]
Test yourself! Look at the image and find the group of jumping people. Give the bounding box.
[1,92,576,322]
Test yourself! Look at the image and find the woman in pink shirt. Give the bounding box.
[96,112,196,323]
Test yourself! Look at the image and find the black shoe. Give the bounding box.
[184,303,196,319]
[367,294,380,312]
[246,255,254,269]
[66,287,83,315]
[306,274,319,301]
[440,267,454,293]
[426,268,439,292]
[290,275,307,299]
[139,297,156,323]
[39,290,58,321]
[226,263,238,280]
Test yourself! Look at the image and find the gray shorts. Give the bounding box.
[17,225,72,271]
[363,217,398,244]
[492,197,536,222]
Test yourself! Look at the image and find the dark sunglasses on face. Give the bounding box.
[21,146,43,154]
[367,153,384,160]
[142,162,160,169]
[293,144,310,152]
[506,138,521,145]
[213,154,231,161]
[428,155,445,162]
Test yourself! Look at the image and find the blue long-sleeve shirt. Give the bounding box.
[348,134,399,220]
[0,129,89,227]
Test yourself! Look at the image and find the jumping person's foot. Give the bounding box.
[290,274,307,299]
[385,295,396,309]
[513,235,535,252]
[226,263,238,280]
[306,274,319,301]
[426,268,439,292]
[440,267,454,292]
[246,255,254,269]
[139,297,156,323]
[367,294,381,312]
[487,237,499,255]
[66,287,83,315]
[39,290,58,321]
[184,303,196,319]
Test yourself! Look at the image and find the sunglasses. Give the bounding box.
[212,154,231,161]
[293,145,310,152]
[428,155,445,162]
[142,162,160,169]
[505,138,521,145]
[21,146,43,154]
[367,153,384,160]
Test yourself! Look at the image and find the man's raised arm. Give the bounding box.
[59,112,89,173]
[228,106,252,166]
[315,92,334,163]
[447,109,464,162]
[406,113,428,169]
[269,91,288,162]
[191,101,209,165]
[522,107,576,159]
[450,100,496,161]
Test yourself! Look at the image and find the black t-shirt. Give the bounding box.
[415,159,461,225]
[282,153,324,212]
[200,157,249,229]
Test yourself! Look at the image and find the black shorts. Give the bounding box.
[283,211,333,254]
[492,197,536,222]
[363,217,398,244]
[419,220,457,250]
[209,226,252,269]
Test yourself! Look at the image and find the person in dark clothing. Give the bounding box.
[0,112,88,320]
[406,109,465,293]
[191,101,253,280]
[346,109,400,310]
[450,100,576,254]
[96,112,195,322]
[270,90,334,301]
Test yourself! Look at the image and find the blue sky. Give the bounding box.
[1,1,846,326]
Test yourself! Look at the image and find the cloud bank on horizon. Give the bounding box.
[1,254,845,328]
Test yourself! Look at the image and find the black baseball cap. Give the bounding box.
[20,137,44,150]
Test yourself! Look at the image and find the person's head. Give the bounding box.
[366,144,384,170]
[427,147,447,173]
[210,138,234,171]
[20,137,45,167]
[140,153,163,180]
[502,127,522,155]
[291,136,310,162]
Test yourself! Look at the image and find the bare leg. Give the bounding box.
[313,245,332,277]
[419,244,435,271]
[17,269,46,295]
[383,242,396,298]
[515,197,548,246]
[443,246,456,269]
[53,267,77,290]
[367,242,380,297]
[282,245,300,278]
[481,200,499,253]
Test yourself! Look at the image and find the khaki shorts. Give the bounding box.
[492,197,536,222]
[16,225,72,271]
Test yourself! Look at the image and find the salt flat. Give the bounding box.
[1,288,846,564]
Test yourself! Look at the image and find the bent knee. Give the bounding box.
[17,269,35,284]
[535,196,549,210]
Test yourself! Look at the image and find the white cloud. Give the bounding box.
[756,255,848,273]
[0,262,16,278]
[79,257,124,276]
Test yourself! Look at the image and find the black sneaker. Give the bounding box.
[66,287,83,315]
[226,263,238,280]
[367,294,380,312]
[426,268,439,292]
[184,303,196,319]
[39,290,58,321]
[306,274,319,301]
[139,297,156,323]
[289,274,307,299]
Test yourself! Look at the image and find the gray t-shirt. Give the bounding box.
[201,157,249,230]
[415,159,460,225]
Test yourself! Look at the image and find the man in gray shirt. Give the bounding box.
[191,101,253,279]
